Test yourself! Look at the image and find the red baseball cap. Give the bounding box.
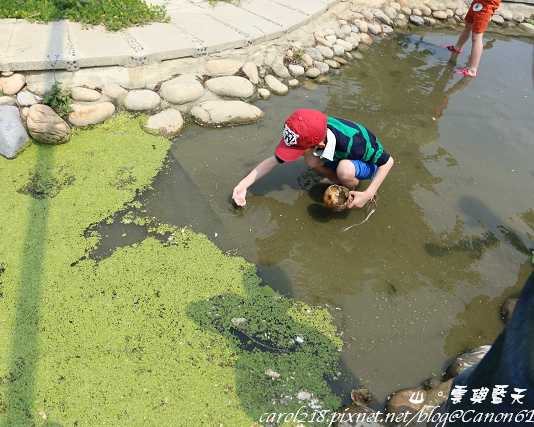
[274,110,327,162]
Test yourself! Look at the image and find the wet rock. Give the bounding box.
[359,33,374,45]
[71,87,101,102]
[447,345,491,378]
[124,89,160,112]
[258,88,270,99]
[0,105,30,159]
[205,76,254,99]
[499,9,513,21]
[336,39,354,52]
[324,59,340,69]
[334,56,348,65]
[305,67,321,78]
[271,64,291,79]
[420,379,454,416]
[287,79,300,88]
[384,6,398,19]
[367,22,379,35]
[433,10,448,19]
[17,90,40,106]
[144,108,183,137]
[317,45,335,59]
[501,298,517,323]
[300,53,314,67]
[315,61,330,74]
[410,15,425,26]
[386,388,427,419]
[288,64,305,77]
[518,22,534,33]
[423,377,442,390]
[160,75,204,105]
[513,11,525,22]
[265,75,289,95]
[27,104,70,144]
[381,24,395,35]
[205,59,244,76]
[0,73,25,95]
[191,100,264,127]
[307,47,324,62]
[242,61,259,84]
[373,8,393,25]
[491,14,505,25]
[68,102,115,127]
[421,5,432,16]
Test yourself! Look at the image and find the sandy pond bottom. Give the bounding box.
[98,30,534,409]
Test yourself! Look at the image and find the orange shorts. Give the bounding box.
[465,0,501,33]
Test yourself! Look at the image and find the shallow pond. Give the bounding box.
[100,29,534,408]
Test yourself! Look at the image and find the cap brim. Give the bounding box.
[274,137,305,162]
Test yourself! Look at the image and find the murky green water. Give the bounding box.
[99,30,534,408]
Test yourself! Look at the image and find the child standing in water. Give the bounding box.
[446,0,501,77]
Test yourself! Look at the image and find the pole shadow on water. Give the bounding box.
[0,145,63,427]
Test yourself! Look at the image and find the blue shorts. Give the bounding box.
[324,159,377,180]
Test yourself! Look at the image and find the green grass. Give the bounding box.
[0,114,343,427]
[0,0,168,31]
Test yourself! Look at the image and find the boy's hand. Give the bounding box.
[348,190,372,209]
[232,184,247,207]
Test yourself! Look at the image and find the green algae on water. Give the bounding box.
[0,114,343,427]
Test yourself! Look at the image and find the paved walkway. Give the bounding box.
[0,0,339,74]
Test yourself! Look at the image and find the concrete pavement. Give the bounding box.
[0,0,339,74]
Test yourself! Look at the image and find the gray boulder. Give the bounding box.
[0,105,30,158]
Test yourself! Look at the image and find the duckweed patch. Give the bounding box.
[0,113,343,426]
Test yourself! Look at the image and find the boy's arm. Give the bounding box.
[232,156,280,206]
[348,156,394,209]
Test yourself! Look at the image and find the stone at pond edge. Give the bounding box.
[447,345,491,378]
[144,108,183,138]
[420,378,454,416]
[0,105,30,159]
[68,102,116,127]
[124,90,161,112]
[160,75,205,105]
[501,298,517,323]
[27,104,71,144]
[191,100,264,127]
[264,75,289,95]
[386,388,427,418]
[205,76,255,99]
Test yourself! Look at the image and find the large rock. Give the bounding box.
[27,104,70,144]
[518,22,534,34]
[264,75,289,95]
[191,100,264,127]
[71,87,101,102]
[386,388,427,418]
[420,379,454,416]
[0,105,30,158]
[68,102,116,127]
[144,108,183,137]
[124,89,161,111]
[0,73,26,95]
[205,76,255,99]
[206,59,244,76]
[160,75,205,105]
[242,61,259,84]
[447,345,491,378]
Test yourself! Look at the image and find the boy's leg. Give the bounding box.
[305,155,341,184]
[454,22,473,52]
[467,32,484,76]
[336,159,360,189]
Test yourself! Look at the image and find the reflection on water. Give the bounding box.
[101,31,534,407]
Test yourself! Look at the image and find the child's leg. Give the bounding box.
[454,22,473,51]
[467,32,484,76]
[305,155,341,184]
[336,160,360,189]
